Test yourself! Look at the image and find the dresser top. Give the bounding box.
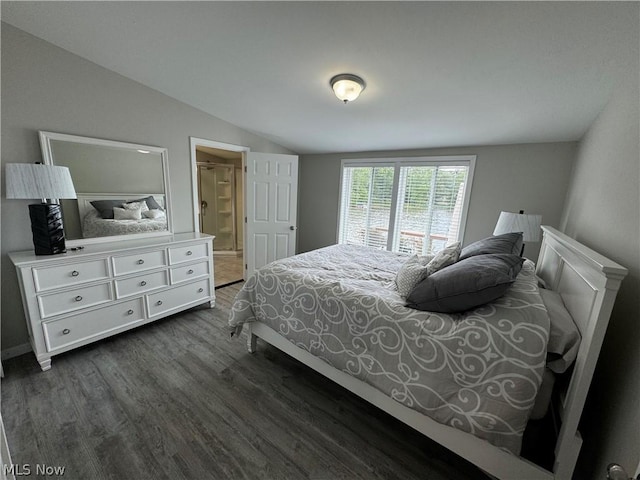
[9,232,214,266]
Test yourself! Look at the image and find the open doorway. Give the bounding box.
[190,138,247,289]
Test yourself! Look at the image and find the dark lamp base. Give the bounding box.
[28,203,66,255]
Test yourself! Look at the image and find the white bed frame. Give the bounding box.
[245,226,628,480]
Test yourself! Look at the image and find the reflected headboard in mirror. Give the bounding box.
[39,131,172,245]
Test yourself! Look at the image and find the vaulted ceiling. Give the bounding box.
[2,2,636,154]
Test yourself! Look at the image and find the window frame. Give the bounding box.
[336,155,476,252]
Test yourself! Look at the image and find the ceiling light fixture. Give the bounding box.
[330,74,366,104]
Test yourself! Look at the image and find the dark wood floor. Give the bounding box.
[2,283,491,480]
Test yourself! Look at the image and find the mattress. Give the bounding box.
[229,244,550,454]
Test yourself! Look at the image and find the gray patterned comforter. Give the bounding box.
[81,210,168,238]
[229,244,549,454]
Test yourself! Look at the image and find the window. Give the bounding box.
[338,156,475,255]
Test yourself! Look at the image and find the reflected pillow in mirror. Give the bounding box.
[143,209,166,220]
[90,199,126,219]
[123,201,149,213]
[132,195,163,211]
[113,206,142,220]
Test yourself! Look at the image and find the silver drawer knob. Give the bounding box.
[187,269,194,275]
[198,288,204,293]
[75,295,83,302]
[186,250,193,256]
[140,281,147,286]
[137,259,145,265]
[127,309,134,315]
[71,270,79,277]
[156,300,163,306]
[62,329,70,335]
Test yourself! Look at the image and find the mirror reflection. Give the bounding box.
[39,131,172,243]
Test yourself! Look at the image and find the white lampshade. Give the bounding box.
[6,163,76,200]
[493,211,542,242]
[330,74,366,103]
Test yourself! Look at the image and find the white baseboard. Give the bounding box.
[1,343,31,361]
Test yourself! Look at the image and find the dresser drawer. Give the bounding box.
[114,270,169,298]
[38,282,113,319]
[33,259,109,292]
[38,282,113,318]
[42,298,145,352]
[112,249,167,276]
[168,242,209,265]
[147,278,211,317]
[170,260,210,284]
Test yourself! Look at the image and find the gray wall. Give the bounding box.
[1,24,293,351]
[562,72,640,477]
[298,142,577,261]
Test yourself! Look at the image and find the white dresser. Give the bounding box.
[9,233,215,371]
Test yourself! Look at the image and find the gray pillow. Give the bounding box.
[406,253,524,313]
[459,232,523,261]
[90,199,125,219]
[130,195,163,211]
[394,242,462,299]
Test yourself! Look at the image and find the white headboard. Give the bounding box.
[536,226,627,477]
[77,193,166,221]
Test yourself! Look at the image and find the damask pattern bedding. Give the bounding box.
[81,209,167,238]
[229,244,550,454]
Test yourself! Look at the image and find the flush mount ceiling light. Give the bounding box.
[330,74,366,104]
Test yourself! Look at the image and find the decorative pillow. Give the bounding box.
[395,255,430,299]
[131,195,163,211]
[406,253,524,313]
[539,288,581,373]
[425,241,461,276]
[143,209,166,219]
[90,199,126,219]
[122,201,150,213]
[459,232,523,261]
[113,206,142,220]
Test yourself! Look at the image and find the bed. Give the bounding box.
[77,193,167,238]
[229,226,627,480]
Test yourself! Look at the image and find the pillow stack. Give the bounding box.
[394,242,461,298]
[90,196,163,219]
[398,232,524,313]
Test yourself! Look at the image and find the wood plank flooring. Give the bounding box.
[2,283,491,480]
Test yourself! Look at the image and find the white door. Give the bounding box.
[245,152,299,277]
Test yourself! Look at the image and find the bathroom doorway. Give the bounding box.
[191,138,246,288]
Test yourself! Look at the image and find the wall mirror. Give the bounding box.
[39,131,172,245]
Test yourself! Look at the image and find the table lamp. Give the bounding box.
[493,210,542,256]
[6,163,77,255]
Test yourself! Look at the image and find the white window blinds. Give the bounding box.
[338,157,474,255]
[339,166,394,250]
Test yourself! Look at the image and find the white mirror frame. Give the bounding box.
[39,131,173,246]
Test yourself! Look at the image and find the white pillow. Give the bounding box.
[143,209,166,219]
[122,201,149,213]
[113,206,142,220]
[395,255,429,299]
[425,241,461,275]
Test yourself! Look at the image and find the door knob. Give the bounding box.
[289,226,297,231]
